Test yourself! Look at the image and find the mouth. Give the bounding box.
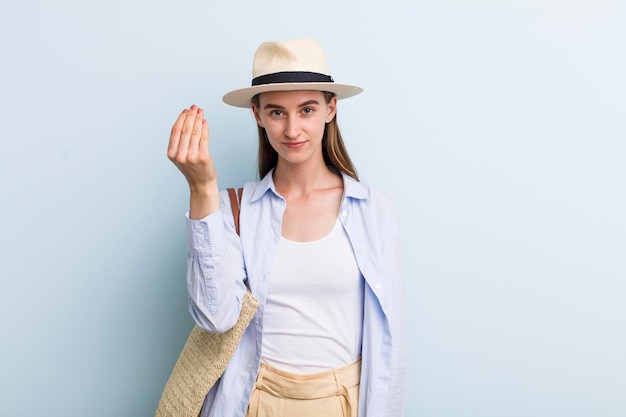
[282,141,307,149]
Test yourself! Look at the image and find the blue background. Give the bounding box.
[1,1,624,415]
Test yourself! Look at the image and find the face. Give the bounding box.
[252,90,337,169]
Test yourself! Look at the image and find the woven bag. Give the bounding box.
[155,188,258,417]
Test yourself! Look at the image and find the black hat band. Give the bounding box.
[252,71,334,86]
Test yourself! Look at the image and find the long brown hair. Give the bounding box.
[252,91,359,181]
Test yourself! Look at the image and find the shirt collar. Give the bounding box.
[249,168,369,202]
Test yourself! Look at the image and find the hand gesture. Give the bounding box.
[168,105,219,218]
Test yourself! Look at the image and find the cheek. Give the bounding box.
[263,123,282,141]
[313,120,327,139]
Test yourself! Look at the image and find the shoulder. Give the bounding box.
[344,174,397,215]
[367,184,396,210]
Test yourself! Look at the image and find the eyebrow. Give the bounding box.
[263,99,321,110]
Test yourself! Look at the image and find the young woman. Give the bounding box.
[167,38,406,417]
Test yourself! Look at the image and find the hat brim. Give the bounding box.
[222,82,363,108]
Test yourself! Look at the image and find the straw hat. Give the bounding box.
[222,38,363,108]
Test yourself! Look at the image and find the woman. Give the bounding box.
[167,38,406,417]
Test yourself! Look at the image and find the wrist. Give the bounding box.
[189,179,218,196]
[188,181,220,220]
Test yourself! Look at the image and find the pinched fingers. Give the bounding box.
[167,105,217,189]
[168,105,204,163]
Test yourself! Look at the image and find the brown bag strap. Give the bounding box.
[227,188,244,236]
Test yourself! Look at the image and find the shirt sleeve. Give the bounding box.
[185,192,248,333]
[386,202,408,416]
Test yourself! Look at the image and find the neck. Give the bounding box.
[273,159,341,196]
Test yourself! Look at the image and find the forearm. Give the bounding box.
[185,199,247,333]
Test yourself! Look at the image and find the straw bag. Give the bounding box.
[155,188,258,417]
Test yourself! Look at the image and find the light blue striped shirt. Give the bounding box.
[186,170,406,417]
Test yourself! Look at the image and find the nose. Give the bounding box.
[284,117,301,139]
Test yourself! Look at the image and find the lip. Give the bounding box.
[282,141,307,149]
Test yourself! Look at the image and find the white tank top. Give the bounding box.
[261,219,364,374]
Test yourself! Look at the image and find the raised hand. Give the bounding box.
[168,105,220,219]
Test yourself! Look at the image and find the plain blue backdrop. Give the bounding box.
[1,0,625,416]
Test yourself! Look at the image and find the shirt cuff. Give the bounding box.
[185,210,226,258]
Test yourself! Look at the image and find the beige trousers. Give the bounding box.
[246,358,361,417]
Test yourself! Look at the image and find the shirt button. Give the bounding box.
[375,283,382,290]
[341,211,347,217]
[201,243,207,248]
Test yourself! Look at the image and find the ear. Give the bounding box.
[251,103,264,128]
[325,95,337,123]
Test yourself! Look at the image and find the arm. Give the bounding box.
[185,198,247,333]
[168,105,246,332]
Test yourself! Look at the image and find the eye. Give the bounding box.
[269,110,283,117]
[302,107,314,114]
